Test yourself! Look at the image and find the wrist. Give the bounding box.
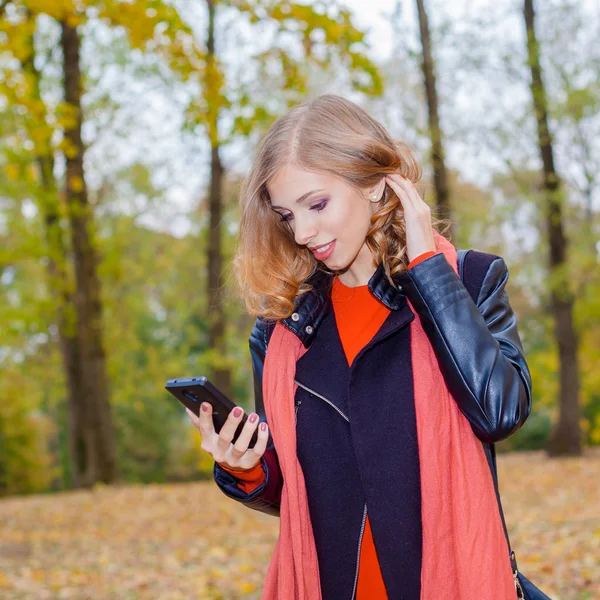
[217,461,264,481]
[407,250,436,270]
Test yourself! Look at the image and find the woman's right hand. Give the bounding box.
[186,403,269,472]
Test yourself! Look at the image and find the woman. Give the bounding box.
[187,94,533,599]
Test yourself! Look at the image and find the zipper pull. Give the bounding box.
[294,398,302,422]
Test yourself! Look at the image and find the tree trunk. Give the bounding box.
[523,0,581,456]
[205,0,232,398]
[415,0,452,238]
[61,20,118,483]
[22,13,87,489]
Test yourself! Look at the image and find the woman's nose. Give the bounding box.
[294,219,317,247]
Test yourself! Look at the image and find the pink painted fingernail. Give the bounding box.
[249,413,258,423]
[260,423,267,431]
[233,407,242,418]
[201,403,209,412]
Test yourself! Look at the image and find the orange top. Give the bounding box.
[218,250,436,596]
[329,271,391,598]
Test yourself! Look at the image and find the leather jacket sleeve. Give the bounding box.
[212,317,283,517]
[396,251,533,444]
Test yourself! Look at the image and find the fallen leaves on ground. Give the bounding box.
[498,448,599,599]
[0,448,598,599]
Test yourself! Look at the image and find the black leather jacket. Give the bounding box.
[214,249,533,517]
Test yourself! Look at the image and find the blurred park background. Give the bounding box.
[0,0,599,598]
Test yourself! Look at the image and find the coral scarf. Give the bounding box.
[261,230,516,599]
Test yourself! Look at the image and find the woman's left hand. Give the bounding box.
[385,173,436,263]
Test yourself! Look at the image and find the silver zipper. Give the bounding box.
[294,380,364,598]
[351,503,368,600]
[294,397,301,424]
[294,379,350,422]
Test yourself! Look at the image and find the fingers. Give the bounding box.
[189,403,218,453]
[187,402,269,470]
[228,419,270,469]
[385,174,425,214]
[249,421,270,459]
[384,173,436,263]
[231,412,260,457]
[185,406,199,426]
[215,405,245,456]
[193,402,214,436]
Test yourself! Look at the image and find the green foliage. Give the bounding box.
[1,0,599,499]
[197,0,384,143]
[0,367,61,495]
[498,411,553,453]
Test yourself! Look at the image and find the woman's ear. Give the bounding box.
[368,178,387,203]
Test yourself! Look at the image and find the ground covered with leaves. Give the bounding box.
[0,449,598,599]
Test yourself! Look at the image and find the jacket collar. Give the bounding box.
[281,260,412,348]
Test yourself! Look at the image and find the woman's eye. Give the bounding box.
[278,200,327,223]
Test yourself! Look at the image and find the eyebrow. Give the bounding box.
[270,189,326,210]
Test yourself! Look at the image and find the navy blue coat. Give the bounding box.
[213,250,533,599]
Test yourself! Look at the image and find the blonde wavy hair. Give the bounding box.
[233,94,451,321]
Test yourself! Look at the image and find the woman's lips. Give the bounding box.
[311,240,336,260]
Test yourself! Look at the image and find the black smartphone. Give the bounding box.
[165,376,262,448]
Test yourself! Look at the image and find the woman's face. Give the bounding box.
[267,164,384,281]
